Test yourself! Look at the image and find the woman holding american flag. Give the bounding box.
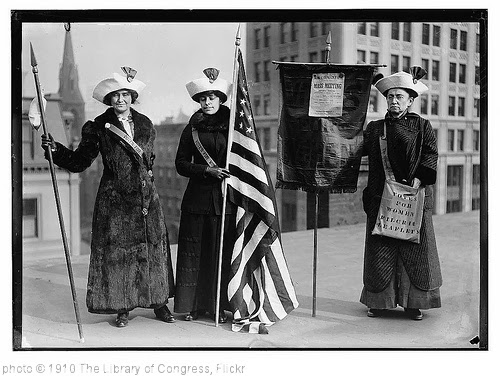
[174,68,236,324]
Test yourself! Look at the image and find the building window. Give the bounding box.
[358,22,366,35]
[472,165,480,210]
[450,29,458,49]
[290,54,298,62]
[391,22,400,40]
[460,30,467,51]
[291,22,298,41]
[473,130,480,151]
[448,129,455,151]
[370,51,379,65]
[402,56,411,73]
[357,50,366,64]
[321,22,330,35]
[433,128,439,149]
[446,165,463,213]
[310,22,318,38]
[23,198,39,238]
[263,60,270,81]
[449,62,457,82]
[253,95,261,116]
[420,94,428,115]
[475,66,480,85]
[431,94,439,115]
[370,22,379,37]
[263,26,270,48]
[432,60,440,81]
[309,51,318,63]
[422,58,429,75]
[254,28,261,49]
[22,121,35,160]
[369,91,378,113]
[280,22,288,44]
[432,25,441,47]
[422,23,430,45]
[261,127,271,151]
[458,97,465,116]
[474,98,480,118]
[391,54,399,74]
[476,33,480,53]
[448,96,456,116]
[403,22,411,42]
[263,94,270,115]
[457,130,464,151]
[254,62,260,82]
[458,64,466,84]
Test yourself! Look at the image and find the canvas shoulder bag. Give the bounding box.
[371,122,425,243]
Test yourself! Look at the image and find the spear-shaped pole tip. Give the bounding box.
[326,31,332,45]
[30,42,38,67]
[235,23,241,46]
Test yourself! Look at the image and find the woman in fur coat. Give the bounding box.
[41,69,175,327]
[174,68,236,323]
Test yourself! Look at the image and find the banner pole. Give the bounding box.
[215,24,241,327]
[312,193,318,317]
[30,42,84,343]
[312,32,331,317]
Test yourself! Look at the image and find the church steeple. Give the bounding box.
[58,27,85,143]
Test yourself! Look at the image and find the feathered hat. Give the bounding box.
[374,66,428,98]
[92,67,146,105]
[186,68,229,103]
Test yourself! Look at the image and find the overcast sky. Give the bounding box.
[22,22,246,123]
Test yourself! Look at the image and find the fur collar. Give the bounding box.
[189,105,230,132]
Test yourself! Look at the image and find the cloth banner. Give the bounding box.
[275,63,376,193]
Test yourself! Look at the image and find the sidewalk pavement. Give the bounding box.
[19,211,480,349]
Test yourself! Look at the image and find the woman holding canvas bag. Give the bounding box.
[360,67,442,321]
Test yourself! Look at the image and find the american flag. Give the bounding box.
[226,49,299,333]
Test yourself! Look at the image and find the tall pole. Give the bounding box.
[312,193,318,317]
[30,43,84,343]
[312,32,332,317]
[215,24,241,327]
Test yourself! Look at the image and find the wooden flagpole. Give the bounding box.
[30,42,84,343]
[312,32,332,317]
[215,24,241,327]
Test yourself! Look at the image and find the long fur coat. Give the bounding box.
[50,107,175,313]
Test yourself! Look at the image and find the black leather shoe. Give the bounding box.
[115,312,129,327]
[405,308,423,320]
[154,306,175,323]
[367,308,386,318]
[184,310,199,321]
[215,310,227,324]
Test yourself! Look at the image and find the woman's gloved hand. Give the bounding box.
[41,133,57,153]
[204,166,230,180]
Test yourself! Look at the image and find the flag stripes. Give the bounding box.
[226,48,298,331]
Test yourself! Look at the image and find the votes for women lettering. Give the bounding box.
[371,180,425,243]
[274,63,376,193]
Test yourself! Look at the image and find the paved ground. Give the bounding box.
[18,211,480,349]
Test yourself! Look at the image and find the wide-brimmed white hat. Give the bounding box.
[374,66,428,98]
[186,68,229,103]
[92,67,146,105]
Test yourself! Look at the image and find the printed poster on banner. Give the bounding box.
[308,72,345,117]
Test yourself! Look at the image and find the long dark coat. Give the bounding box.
[362,111,442,293]
[49,107,175,314]
[174,105,236,314]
